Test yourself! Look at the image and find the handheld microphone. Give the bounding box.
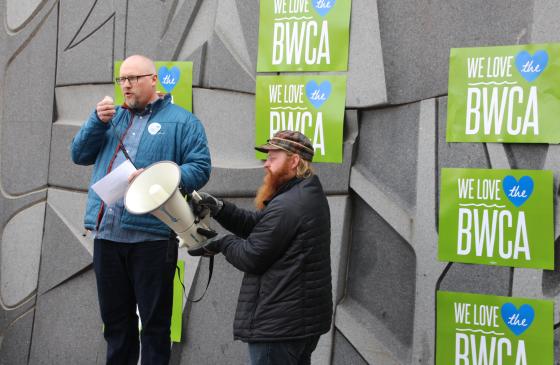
[103,95,137,169]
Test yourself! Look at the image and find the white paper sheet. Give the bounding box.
[91,159,137,204]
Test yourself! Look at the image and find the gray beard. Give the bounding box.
[127,98,139,109]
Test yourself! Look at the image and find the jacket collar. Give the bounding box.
[121,93,172,115]
[263,177,303,206]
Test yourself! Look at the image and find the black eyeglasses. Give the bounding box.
[115,74,153,85]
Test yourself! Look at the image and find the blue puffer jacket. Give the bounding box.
[71,94,211,236]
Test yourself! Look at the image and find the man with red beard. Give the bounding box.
[189,130,332,365]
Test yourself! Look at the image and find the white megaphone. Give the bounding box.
[124,161,212,249]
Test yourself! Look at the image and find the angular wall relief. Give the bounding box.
[376,0,532,104]
[342,195,416,363]
[37,205,91,295]
[357,103,421,212]
[0,203,45,308]
[206,32,255,93]
[346,0,387,108]
[29,270,103,364]
[6,0,45,31]
[49,85,113,191]
[0,309,34,365]
[193,88,262,196]
[2,6,57,195]
[56,0,119,85]
[331,330,368,365]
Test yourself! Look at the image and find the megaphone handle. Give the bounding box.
[191,190,202,201]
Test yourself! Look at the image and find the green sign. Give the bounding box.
[438,168,553,269]
[437,291,554,365]
[114,61,193,111]
[171,260,185,342]
[257,0,351,72]
[255,75,346,163]
[447,43,560,143]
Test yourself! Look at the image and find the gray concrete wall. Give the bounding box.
[0,0,558,364]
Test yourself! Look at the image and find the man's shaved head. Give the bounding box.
[122,55,156,74]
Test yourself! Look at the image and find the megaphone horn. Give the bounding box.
[124,161,211,249]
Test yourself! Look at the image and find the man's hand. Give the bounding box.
[96,95,116,123]
[188,228,224,257]
[191,192,223,218]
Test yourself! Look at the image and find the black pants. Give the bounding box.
[93,238,178,365]
[248,336,321,365]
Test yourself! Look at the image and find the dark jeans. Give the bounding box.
[93,238,178,365]
[248,336,321,365]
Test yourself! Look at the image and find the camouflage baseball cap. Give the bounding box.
[255,130,314,161]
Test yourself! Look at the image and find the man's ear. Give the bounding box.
[290,154,301,170]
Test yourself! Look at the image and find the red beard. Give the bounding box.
[254,160,293,210]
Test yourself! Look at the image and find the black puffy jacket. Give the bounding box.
[214,175,332,342]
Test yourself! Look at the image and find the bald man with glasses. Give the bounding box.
[71,55,211,364]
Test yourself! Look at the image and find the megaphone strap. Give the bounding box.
[177,256,214,303]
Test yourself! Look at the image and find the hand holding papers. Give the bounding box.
[91,159,137,204]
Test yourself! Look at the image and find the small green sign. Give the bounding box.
[255,75,346,163]
[114,61,193,111]
[257,0,351,72]
[437,291,554,365]
[171,260,185,342]
[438,168,553,269]
[447,43,560,143]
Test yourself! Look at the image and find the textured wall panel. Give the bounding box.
[176,0,218,66]
[1,6,57,195]
[192,88,261,196]
[331,330,368,365]
[346,0,387,108]
[438,263,512,295]
[0,309,34,365]
[49,85,113,191]
[126,0,168,57]
[205,0,257,93]
[343,195,416,363]
[29,270,103,364]
[6,0,45,31]
[313,195,351,365]
[531,0,560,43]
[37,205,91,295]
[154,0,203,60]
[206,32,256,93]
[1,203,45,308]
[356,103,420,211]
[56,0,121,85]
[46,188,92,254]
[376,0,533,104]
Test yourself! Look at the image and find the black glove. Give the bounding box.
[191,192,223,218]
[188,228,223,257]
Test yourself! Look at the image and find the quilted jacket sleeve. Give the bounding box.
[70,109,110,166]
[218,198,300,275]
